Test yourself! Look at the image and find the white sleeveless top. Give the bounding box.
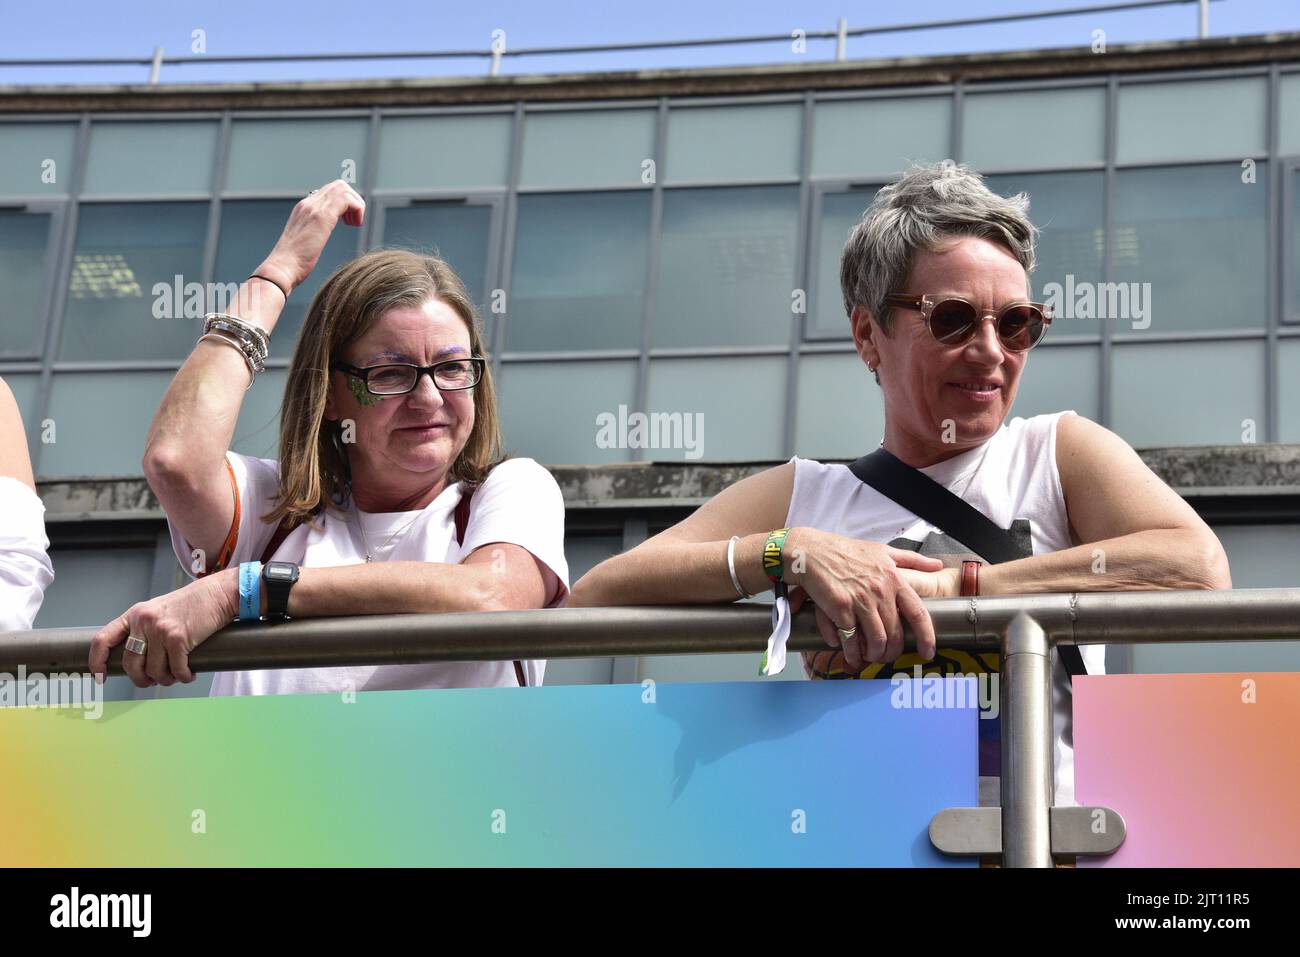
[785,410,1106,806]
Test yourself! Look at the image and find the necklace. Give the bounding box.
[348,491,426,563]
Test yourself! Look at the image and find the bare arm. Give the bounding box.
[90,543,559,685]
[570,463,797,606]
[0,377,35,492]
[142,181,365,569]
[571,462,945,670]
[980,414,1232,595]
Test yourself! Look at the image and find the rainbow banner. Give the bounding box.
[0,678,977,866]
[1075,672,1300,867]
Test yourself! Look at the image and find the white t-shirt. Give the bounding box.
[785,410,1106,807]
[168,454,570,696]
[0,476,54,631]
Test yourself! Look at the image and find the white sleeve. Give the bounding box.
[0,477,55,631]
[167,451,282,579]
[459,458,570,607]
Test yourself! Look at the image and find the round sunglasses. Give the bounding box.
[884,294,1052,352]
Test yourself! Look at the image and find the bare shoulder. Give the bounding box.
[660,460,795,544]
[1054,412,1199,540]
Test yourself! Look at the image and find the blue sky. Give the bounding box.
[3,0,1298,85]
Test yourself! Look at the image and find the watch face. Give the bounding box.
[265,561,297,582]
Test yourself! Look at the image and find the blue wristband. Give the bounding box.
[238,561,263,620]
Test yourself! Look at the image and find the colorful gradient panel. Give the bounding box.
[1074,672,1300,867]
[0,678,977,866]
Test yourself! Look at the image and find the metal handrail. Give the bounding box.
[4,586,1297,868]
[0,0,1222,80]
[3,587,1297,676]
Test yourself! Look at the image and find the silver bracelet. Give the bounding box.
[197,332,257,391]
[726,535,752,599]
[203,313,270,359]
[203,316,268,370]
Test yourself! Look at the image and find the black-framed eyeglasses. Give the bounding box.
[331,357,486,396]
[884,294,1052,352]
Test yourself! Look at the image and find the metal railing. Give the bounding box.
[0,0,1222,83]
[3,585,1298,866]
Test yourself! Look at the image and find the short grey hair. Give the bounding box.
[839,162,1039,336]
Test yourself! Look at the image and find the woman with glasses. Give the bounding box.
[91,180,568,694]
[572,161,1230,808]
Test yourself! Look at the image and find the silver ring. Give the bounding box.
[124,636,147,655]
[308,189,318,195]
[836,625,857,641]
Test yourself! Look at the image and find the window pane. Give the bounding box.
[965,87,1105,169]
[214,200,356,352]
[645,356,786,461]
[58,202,208,361]
[42,371,173,478]
[377,114,512,190]
[381,203,494,309]
[1114,164,1266,333]
[1111,341,1263,448]
[0,123,76,198]
[34,547,155,628]
[1009,345,1100,422]
[231,368,286,461]
[665,104,801,184]
[1280,340,1300,443]
[812,97,951,179]
[520,110,655,190]
[1117,77,1266,165]
[2,374,40,426]
[498,360,637,465]
[794,353,884,460]
[226,119,368,193]
[84,121,218,195]
[1282,74,1300,155]
[984,171,1105,338]
[0,208,54,354]
[507,191,649,352]
[653,186,799,349]
[811,187,877,338]
[1292,169,1300,317]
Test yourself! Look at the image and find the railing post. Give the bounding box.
[1001,611,1054,867]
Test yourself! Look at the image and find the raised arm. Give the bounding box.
[141,181,365,570]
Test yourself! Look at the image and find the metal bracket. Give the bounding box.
[1049,805,1127,856]
[929,805,1126,858]
[929,807,1001,855]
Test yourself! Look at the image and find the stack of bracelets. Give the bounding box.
[199,312,271,387]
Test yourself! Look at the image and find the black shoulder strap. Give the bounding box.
[847,447,1088,680]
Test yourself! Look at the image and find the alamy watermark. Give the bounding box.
[0,667,104,719]
[890,666,999,719]
[596,404,704,460]
[1041,274,1152,330]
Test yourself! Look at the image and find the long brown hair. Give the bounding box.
[263,248,504,529]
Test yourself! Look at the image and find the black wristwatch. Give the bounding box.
[261,561,300,620]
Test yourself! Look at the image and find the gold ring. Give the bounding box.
[836,625,857,641]
[124,636,147,655]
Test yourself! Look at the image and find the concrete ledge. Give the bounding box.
[37,442,1300,521]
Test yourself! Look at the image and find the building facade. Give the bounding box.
[4,32,1299,697]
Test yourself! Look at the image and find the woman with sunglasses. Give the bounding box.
[571,161,1230,808]
[90,180,568,694]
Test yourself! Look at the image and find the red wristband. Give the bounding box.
[960,560,981,597]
